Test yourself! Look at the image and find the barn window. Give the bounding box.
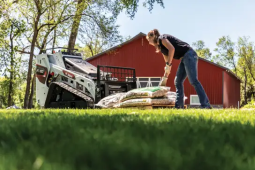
[190,95,200,105]
[136,77,161,88]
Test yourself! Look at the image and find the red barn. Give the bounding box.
[86,32,241,108]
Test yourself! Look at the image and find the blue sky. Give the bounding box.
[115,0,255,53]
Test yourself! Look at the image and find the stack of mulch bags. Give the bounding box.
[95,86,187,108]
[117,86,173,108]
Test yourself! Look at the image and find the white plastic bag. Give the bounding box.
[95,92,126,108]
[165,91,177,98]
[165,91,187,102]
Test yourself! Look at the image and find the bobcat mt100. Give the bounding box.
[35,47,137,109]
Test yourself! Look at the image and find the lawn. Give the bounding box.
[0,108,255,170]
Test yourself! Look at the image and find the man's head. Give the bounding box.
[146,29,161,53]
[146,29,160,46]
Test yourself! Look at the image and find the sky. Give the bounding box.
[115,0,255,53]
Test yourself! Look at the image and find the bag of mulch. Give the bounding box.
[118,97,176,108]
[120,86,170,102]
[151,98,175,105]
[95,92,126,108]
[118,98,152,107]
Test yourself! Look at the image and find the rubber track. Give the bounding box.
[52,82,94,105]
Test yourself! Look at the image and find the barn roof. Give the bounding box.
[86,32,241,82]
[86,32,146,62]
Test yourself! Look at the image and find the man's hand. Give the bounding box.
[164,65,171,77]
[159,76,168,86]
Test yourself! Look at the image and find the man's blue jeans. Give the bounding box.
[174,49,211,108]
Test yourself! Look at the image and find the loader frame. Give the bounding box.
[95,65,137,103]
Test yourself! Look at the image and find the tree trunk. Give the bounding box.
[8,24,14,107]
[52,26,57,53]
[244,68,248,104]
[28,73,36,108]
[88,44,94,56]
[23,16,40,109]
[7,58,14,107]
[246,60,255,82]
[0,96,2,108]
[67,0,86,51]
[243,47,255,82]
[232,58,237,75]
[38,25,57,54]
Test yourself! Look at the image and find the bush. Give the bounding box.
[243,99,255,109]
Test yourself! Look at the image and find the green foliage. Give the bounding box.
[192,40,212,60]
[0,16,27,107]
[117,0,164,19]
[237,37,255,80]
[70,0,165,54]
[214,36,237,73]
[0,78,9,108]
[0,18,26,75]
[0,109,255,169]
[77,33,132,59]
[201,35,255,105]
[0,77,27,109]
[243,98,255,109]
[236,37,255,105]
[0,0,12,18]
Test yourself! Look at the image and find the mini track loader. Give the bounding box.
[35,47,137,109]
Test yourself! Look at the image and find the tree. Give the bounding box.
[17,0,76,108]
[67,0,165,51]
[237,37,255,82]
[212,35,255,105]
[77,20,131,58]
[214,36,237,74]
[0,10,26,107]
[238,56,248,104]
[0,0,11,18]
[6,20,26,107]
[192,40,212,60]
[26,0,77,108]
[0,78,9,108]
[236,36,255,105]
[67,0,88,51]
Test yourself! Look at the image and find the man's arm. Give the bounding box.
[162,54,168,62]
[161,38,175,64]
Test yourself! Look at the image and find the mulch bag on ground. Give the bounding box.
[118,97,175,108]
[96,86,188,108]
[120,86,170,102]
[152,98,175,105]
[95,92,126,108]
[117,90,188,108]
[118,98,152,107]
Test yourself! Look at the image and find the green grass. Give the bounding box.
[0,108,255,170]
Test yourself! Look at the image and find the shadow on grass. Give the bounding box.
[0,110,255,170]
